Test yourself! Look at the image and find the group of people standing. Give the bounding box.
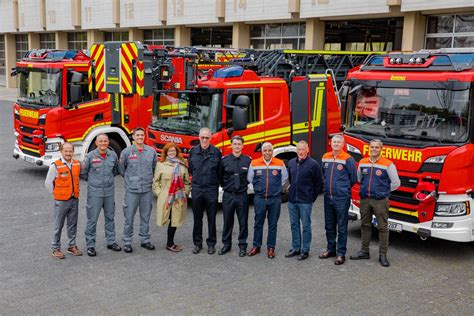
[45,127,400,267]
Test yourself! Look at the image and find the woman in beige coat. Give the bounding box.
[152,142,190,252]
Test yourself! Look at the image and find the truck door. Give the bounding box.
[291,75,328,162]
[61,67,107,144]
[223,88,263,157]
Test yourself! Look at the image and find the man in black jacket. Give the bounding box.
[285,140,322,261]
[188,127,222,255]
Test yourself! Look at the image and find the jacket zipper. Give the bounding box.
[265,165,269,200]
[295,161,300,202]
[329,157,335,198]
[368,164,373,199]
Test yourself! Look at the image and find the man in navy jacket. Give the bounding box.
[285,140,322,261]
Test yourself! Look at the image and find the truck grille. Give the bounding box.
[390,191,419,206]
[21,147,41,157]
[389,211,419,224]
[19,125,36,134]
[399,176,418,189]
[21,136,36,145]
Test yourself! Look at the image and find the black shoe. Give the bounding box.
[239,248,247,257]
[192,245,202,254]
[87,247,96,257]
[208,246,216,255]
[124,245,133,253]
[107,243,122,252]
[297,252,309,261]
[350,250,370,260]
[285,249,301,258]
[379,255,390,267]
[218,246,231,255]
[141,242,155,250]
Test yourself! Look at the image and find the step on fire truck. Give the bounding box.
[339,49,474,242]
[12,42,154,166]
[145,49,377,166]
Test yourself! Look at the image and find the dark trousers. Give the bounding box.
[222,191,249,249]
[324,195,351,256]
[192,190,218,247]
[252,196,281,249]
[360,198,390,255]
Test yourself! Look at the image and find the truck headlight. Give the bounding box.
[435,202,469,217]
[45,142,61,152]
[425,155,446,164]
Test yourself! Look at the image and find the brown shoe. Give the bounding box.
[335,255,345,265]
[267,248,276,259]
[247,247,261,256]
[67,246,83,256]
[52,249,65,259]
[318,251,336,259]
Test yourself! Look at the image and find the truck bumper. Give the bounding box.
[13,145,61,167]
[349,202,473,242]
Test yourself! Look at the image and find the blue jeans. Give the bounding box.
[252,196,281,248]
[288,202,313,252]
[323,195,350,256]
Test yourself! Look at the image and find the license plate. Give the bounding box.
[23,156,35,164]
[387,221,403,232]
[372,218,403,233]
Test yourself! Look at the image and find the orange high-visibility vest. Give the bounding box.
[53,159,81,201]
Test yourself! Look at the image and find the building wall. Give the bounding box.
[0,0,17,33]
[401,0,474,12]
[300,0,390,18]
[81,0,116,30]
[18,0,44,32]
[45,0,77,31]
[225,0,292,22]
[120,0,164,27]
[167,0,221,25]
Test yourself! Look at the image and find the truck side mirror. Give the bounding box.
[69,71,83,83]
[69,84,82,104]
[232,106,248,131]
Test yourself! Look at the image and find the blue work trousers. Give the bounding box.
[252,196,281,249]
[323,195,351,256]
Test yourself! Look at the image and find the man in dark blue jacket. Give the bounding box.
[285,140,322,261]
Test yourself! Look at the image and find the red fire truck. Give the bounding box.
[340,49,474,242]
[12,42,153,166]
[146,49,374,164]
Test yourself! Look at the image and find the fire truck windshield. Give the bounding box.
[16,68,61,107]
[151,91,221,135]
[345,83,471,144]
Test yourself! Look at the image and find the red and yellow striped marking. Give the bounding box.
[120,42,138,94]
[136,60,144,96]
[90,44,105,92]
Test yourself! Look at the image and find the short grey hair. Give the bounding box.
[199,127,211,136]
[331,134,345,143]
[370,139,383,147]
[296,140,309,148]
[261,142,273,151]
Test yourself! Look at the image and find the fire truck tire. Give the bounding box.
[88,138,123,157]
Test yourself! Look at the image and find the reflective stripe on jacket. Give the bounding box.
[322,151,357,199]
[53,159,80,201]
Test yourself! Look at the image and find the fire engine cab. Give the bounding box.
[12,43,153,166]
[340,49,474,242]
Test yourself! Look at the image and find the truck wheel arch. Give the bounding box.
[81,126,131,159]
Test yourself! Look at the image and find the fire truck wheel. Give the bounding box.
[88,137,123,157]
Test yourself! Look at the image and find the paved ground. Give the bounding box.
[0,96,473,315]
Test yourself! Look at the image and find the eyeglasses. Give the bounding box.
[200,136,210,140]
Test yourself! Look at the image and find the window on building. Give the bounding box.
[67,32,88,51]
[40,33,55,49]
[426,14,474,49]
[16,34,28,61]
[143,29,174,46]
[191,27,232,48]
[104,31,129,42]
[226,89,261,126]
[250,23,305,50]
